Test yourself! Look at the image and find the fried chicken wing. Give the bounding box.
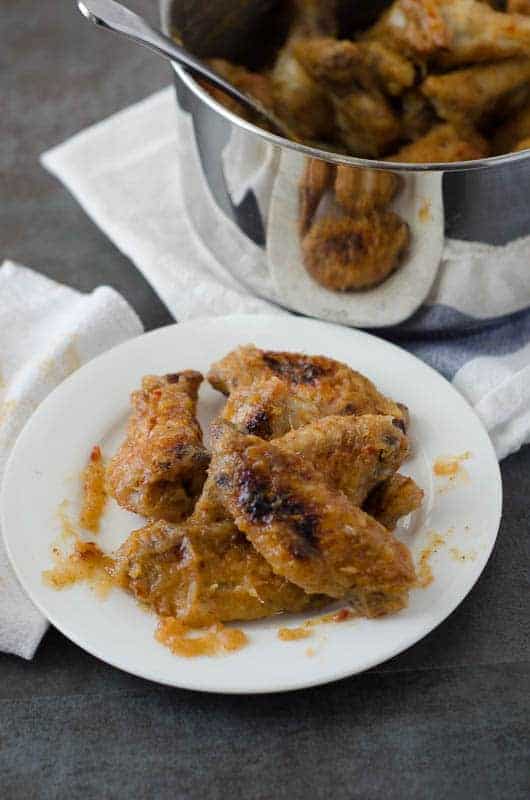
[211,423,416,612]
[363,474,424,531]
[205,58,276,125]
[270,0,337,140]
[298,158,336,235]
[421,58,530,129]
[366,0,530,67]
[331,90,402,157]
[106,372,209,523]
[276,414,409,504]
[292,37,415,97]
[366,0,450,60]
[388,123,489,162]
[113,476,323,625]
[208,345,409,428]
[514,135,530,149]
[433,0,530,68]
[334,165,401,215]
[302,212,409,290]
[220,376,295,439]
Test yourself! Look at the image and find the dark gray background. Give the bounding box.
[3,2,529,798]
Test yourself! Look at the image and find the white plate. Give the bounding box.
[1,315,502,694]
[268,151,444,328]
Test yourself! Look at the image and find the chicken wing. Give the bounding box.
[275,414,409,505]
[113,475,324,625]
[514,135,530,149]
[388,123,489,162]
[114,410,412,623]
[106,372,209,523]
[292,37,415,97]
[302,212,409,290]
[366,0,530,67]
[421,58,530,129]
[208,345,410,429]
[334,165,401,215]
[363,474,424,531]
[508,0,530,13]
[331,90,402,157]
[211,423,416,612]
[270,1,337,140]
[298,158,336,235]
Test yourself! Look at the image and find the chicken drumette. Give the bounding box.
[106,372,209,523]
[208,345,410,429]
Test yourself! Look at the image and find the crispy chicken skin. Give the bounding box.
[364,474,424,531]
[298,158,336,235]
[270,0,337,141]
[114,411,413,623]
[334,165,401,215]
[331,90,402,158]
[388,123,489,162]
[366,0,530,67]
[421,58,530,128]
[292,37,415,96]
[220,376,295,439]
[207,345,410,429]
[106,372,209,523]
[275,414,409,505]
[211,423,416,612]
[113,478,323,625]
[302,212,409,290]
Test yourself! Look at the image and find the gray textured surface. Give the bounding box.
[2,2,530,798]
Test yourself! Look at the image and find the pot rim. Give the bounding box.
[173,62,530,173]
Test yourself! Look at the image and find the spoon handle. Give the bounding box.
[77,0,255,109]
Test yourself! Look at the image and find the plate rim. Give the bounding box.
[1,314,503,693]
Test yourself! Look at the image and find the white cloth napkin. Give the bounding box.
[0,261,143,658]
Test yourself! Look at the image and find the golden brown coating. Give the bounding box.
[366,0,530,67]
[434,0,530,68]
[298,158,336,235]
[331,90,402,158]
[364,474,424,531]
[302,212,409,290]
[276,414,410,505]
[113,494,323,626]
[269,0,337,141]
[492,101,530,152]
[292,37,415,97]
[422,58,530,129]
[211,423,416,612]
[106,372,209,523]
[220,377,294,439]
[208,344,409,429]
[366,0,451,60]
[388,123,489,162]
[334,166,401,215]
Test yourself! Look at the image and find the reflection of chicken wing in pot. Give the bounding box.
[334,165,401,215]
[302,212,409,290]
[106,372,209,523]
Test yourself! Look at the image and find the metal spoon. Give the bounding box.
[76,0,295,139]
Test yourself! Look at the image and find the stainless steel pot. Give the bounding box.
[159,0,530,330]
